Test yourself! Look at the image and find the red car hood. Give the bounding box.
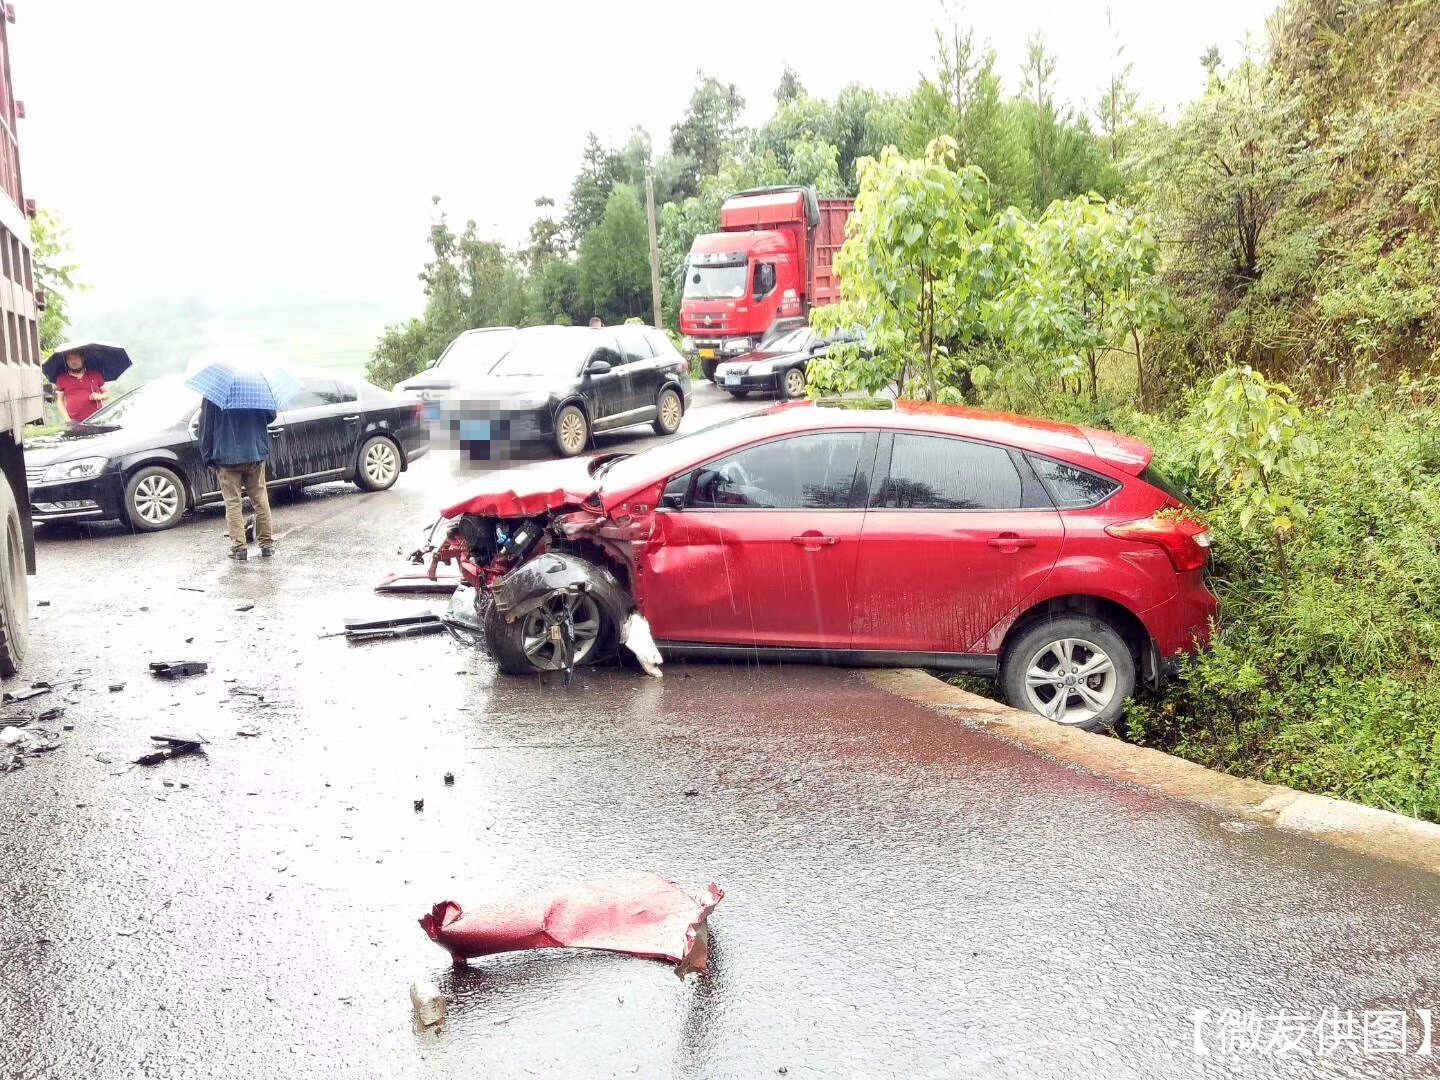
[442,457,598,519]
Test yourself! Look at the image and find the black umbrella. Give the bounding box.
[42,341,133,384]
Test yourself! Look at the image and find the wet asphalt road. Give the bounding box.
[4,385,1440,1080]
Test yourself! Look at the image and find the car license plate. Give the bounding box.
[698,348,717,359]
[458,419,491,442]
[423,402,441,421]
[725,375,742,387]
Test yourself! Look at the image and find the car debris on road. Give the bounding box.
[149,661,209,680]
[375,569,460,595]
[3,683,52,704]
[419,871,724,978]
[343,613,447,642]
[133,733,207,766]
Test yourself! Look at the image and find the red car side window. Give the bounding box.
[690,432,866,510]
[878,434,1023,510]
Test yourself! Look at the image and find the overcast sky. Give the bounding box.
[12,0,1276,312]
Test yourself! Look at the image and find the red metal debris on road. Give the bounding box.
[420,871,724,978]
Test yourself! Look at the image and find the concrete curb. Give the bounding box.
[864,669,1440,877]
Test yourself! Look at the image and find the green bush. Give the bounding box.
[1123,379,1440,821]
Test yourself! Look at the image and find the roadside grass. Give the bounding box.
[972,379,1440,823]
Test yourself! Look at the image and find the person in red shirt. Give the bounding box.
[55,352,109,422]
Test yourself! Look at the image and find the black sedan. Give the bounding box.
[433,324,692,460]
[712,326,864,400]
[26,374,428,532]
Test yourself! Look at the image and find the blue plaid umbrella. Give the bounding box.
[184,361,302,412]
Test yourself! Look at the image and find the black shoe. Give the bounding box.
[261,546,274,558]
[230,548,248,562]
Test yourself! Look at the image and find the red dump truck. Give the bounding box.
[0,8,43,676]
[679,187,853,382]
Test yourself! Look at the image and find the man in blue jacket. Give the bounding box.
[198,398,275,561]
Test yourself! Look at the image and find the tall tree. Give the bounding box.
[774,66,805,105]
[524,196,566,274]
[565,133,621,243]
[669,73,746,199]
[904,16,1028,208]
[366,199,526,386]
[830,84,907,193]
[577,185,653,324]
[1019,33,1061,210]
[1096,7,1139,164]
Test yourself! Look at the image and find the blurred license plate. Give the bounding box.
[725,375,742,386]
[698,348,717,359]
[458,419,491,441]
[423,403,441,421]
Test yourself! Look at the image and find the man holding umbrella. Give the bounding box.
[187,353,300,562]
[43,342,133,423]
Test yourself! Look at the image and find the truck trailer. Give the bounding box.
[0,6,44,676]
[679,187,853,382]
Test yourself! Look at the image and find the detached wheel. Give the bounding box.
[483,562,626,676]
[1000,615,1135,733]
[356,435,401,491]
[124,466,186,532]
[553,404,589,457]
[781,366,807,400]
[0,478,29,677]
[652,387,683,435]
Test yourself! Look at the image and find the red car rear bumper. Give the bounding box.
[1138,570,1218,657]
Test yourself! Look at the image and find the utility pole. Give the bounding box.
[645,169,663,329]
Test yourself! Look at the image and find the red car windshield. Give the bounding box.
[598,411,780,496]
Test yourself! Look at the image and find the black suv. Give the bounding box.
[437,325,693,459]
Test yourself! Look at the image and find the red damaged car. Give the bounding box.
[430,399,1216,731]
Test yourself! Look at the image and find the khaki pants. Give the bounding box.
[218,462,274,552]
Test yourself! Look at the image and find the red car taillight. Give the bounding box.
[1105,515,1212,572]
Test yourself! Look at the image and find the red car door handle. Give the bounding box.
[791,533,839,548]
[987,534,1038,550]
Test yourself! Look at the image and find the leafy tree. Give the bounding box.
[669,73,746,199]
[577,185,652,324]
[365,316,430,391]
[524,196,567,274]
[1010,195,1172,402]
[523,257,582,327]
[1129,52,1312,371]
[1018,33,1061,209]
[809,138,1023,402]
[566,132,622,242]
[903,19,1029,208]
[829,84,908,192]
[1195,363,1314,576]
[774,66,805,106]
[30,209,82,355]
[1096,7,1139,165]
[1014,33,1115,211]
[366,199,525,386]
